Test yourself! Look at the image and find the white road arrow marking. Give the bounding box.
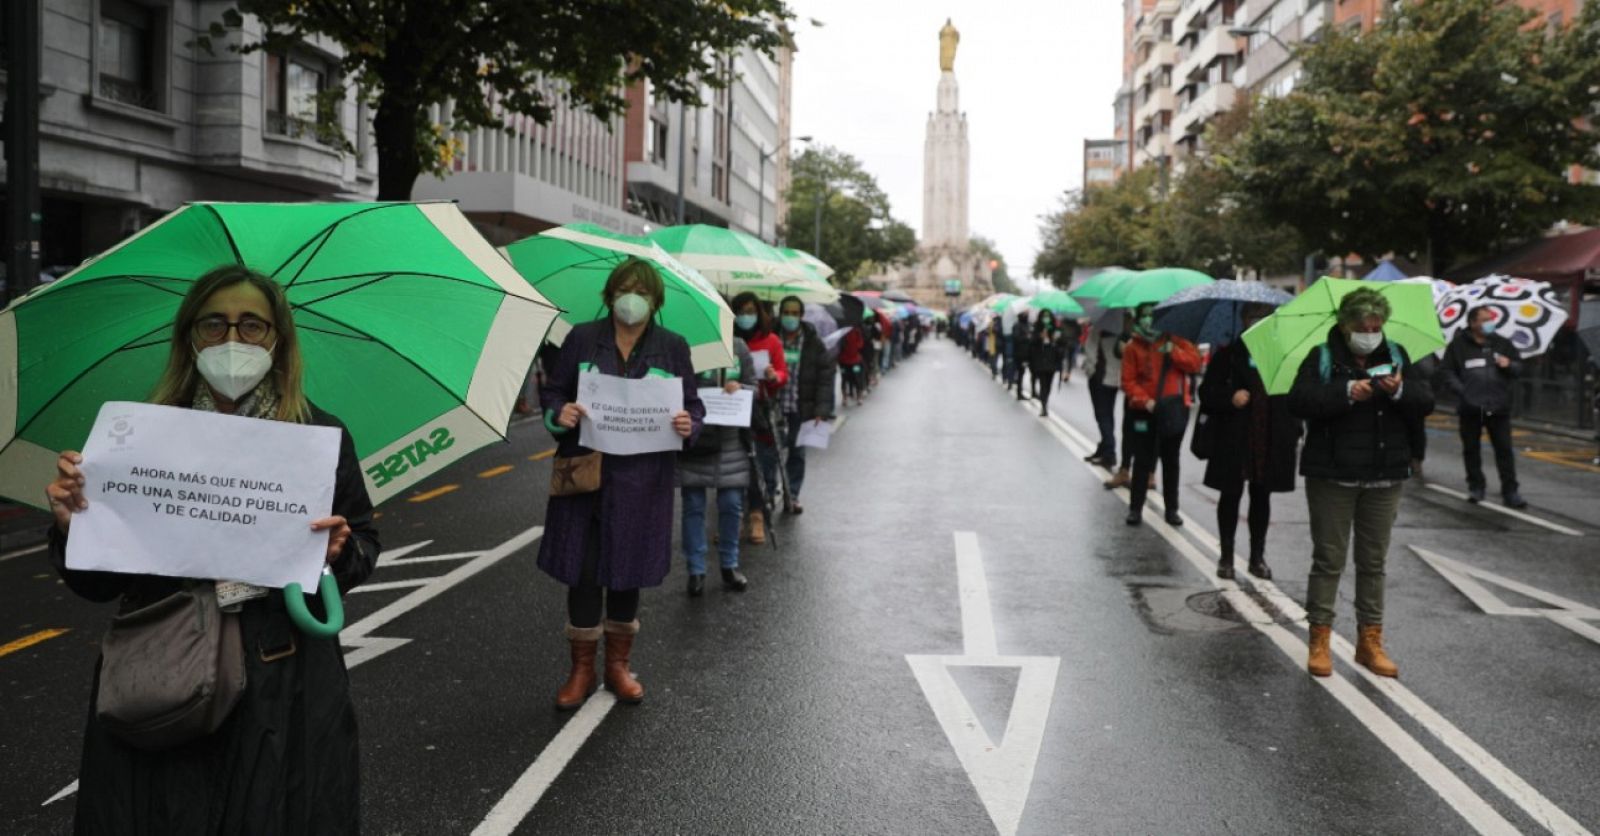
[907,532,1059,836]
[1412,546,1600,648]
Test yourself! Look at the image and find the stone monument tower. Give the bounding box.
[875,20,992,309]
[923,19,969,249]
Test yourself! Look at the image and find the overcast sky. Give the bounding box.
[788,1,1123,290]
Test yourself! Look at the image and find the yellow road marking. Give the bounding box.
[1525,450,1600,473]
[0,628,69,659]
[407,485,460,503]
[529,449,556,461]
[478,465,515,478]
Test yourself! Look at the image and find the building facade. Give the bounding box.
[1171,0,1241,157]
[618,41,795,244]
[1083,138,1123,190]
[1131,0,1181,169]
[4,0,379,276]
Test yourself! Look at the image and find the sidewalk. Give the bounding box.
[1424,412,1600,474]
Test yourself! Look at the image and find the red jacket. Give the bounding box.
[838,328,864,365]
[1122,334,1202,409]
[742,331,789,396]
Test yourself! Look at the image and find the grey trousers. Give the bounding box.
[1304,478,1405,626]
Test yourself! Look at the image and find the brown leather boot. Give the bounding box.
[1355,623,1399,678]
[1307,624,1333,678]
[1103,468,1131,490]
[748,511,766,545]
[603,619,645,704]
[555,624,602,710]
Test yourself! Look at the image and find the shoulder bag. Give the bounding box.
[1153,351,1191,439]
[95,581,245,751]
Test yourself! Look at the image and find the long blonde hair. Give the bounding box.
[149,265,312,423]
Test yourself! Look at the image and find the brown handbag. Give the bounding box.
[95,581,246,751]
[549,451,602,496]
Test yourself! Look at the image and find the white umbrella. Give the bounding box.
[1436,274,1569,358]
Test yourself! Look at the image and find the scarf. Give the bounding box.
[192,374,280,608]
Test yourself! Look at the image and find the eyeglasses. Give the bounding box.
[193,314,274,345]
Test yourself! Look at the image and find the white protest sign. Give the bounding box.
[796,419,833,449]
[66,401,340,590]
[749,349,771,380]
[699,387,754,427]
[577,370,685,455]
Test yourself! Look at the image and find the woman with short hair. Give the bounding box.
[46,264,380,834]
[1290,288,1433,678]
[540,258,705,709]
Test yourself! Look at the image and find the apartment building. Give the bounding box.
[4,0,378,274]
[1083,138,1124,190]
[1131,0,1181,168]
[1172,0,1242,157]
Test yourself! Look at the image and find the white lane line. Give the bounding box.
[41,779,76,806]
[1,542,48,562]
[342,525,544,671]
[1037,399,1593,836]
[1021,398,1526,835]
[1423,483,1583,537]
[374,540,433,565]
[348,578,433,594]
[954,531,998,657]
[471,691,618,836]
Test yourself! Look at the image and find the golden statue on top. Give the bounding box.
[939,18,960,72]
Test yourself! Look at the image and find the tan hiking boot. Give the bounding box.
[1355,624,1399,678]
[1307,624,1333,678]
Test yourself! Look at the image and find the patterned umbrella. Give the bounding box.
[1436,274,1569,358]
[1152,281,1294,346]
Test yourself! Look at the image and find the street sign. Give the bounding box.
[944,279,962,296]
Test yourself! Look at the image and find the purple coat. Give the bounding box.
[537,319,705,589]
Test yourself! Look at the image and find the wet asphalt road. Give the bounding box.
[2,337,1598,835]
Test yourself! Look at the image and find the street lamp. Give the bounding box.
[758,134,810,244]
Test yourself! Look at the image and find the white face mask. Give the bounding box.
[196,342,273,400]
[1347,330,1384,357]
[613,293,651,326]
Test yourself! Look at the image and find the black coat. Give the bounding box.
[1029,329,1066,373]
[1290,328,1435,482]
[1199,342,1301,492]
[51,407,380,835]
[1441,330,1522,415]
[779,322,837,420]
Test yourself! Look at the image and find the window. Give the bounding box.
[648,116,669,165]
[98,0,156,110]
[266,52,330,142]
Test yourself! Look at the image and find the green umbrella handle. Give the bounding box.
[284,569,344,638]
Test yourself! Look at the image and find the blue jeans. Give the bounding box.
[783,411,808,499]
[681,486,744,575]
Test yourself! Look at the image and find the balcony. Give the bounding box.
[1179,26,1241,82]
[1136,87,1176,127]
[1173,83,1237,137]
[1134,41,1178,90]
[1239,17,1299,90]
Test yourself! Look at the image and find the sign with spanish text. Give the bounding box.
[65,401,340,589]
[577,370,685,455]
[698,387,754,428]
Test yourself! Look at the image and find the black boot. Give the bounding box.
[1217,541,1236,580]
[721,568,749,592]
[687,574,705,597]
[1247,542,1272,580]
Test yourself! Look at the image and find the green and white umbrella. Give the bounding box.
[777,247,836,281]
[0,201,560,507]
[504,224,734,372]
[1095,267,1215,310]
[648,224,839,303]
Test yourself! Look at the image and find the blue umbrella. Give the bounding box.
[1364,260,1408,281]
[1153,281,1295,346]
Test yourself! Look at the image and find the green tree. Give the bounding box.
[784,146,916,287]
[201,1,791,199]
[1032,165,1166,286]
[1232,0,1600,272]
[1167,101,1305,278]
[969,236,1018,295]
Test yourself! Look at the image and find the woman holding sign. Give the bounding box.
[731,291,788,545]
[44,265,380,834]
[541,258,705,709]
[677,336,757,596]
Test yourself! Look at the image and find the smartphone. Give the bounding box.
[1366,363,1395,378]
